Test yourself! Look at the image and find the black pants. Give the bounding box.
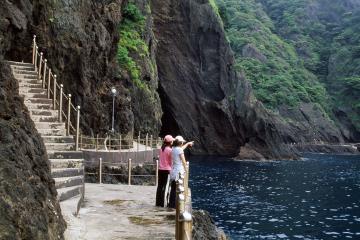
[155,169,170,207]
[168,180,177,208]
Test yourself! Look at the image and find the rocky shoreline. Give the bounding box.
[293,144,360,155]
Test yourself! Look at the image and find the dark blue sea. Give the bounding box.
[189,154,360,240]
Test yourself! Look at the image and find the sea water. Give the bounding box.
[189,154,360,239]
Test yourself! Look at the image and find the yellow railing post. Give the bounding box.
[128,158,132,185]
[99,157,103,184]
[47,69,51,98]
[155,159,159,186]
[32,35,36,64]
[42,59,47,88]
[67,94,71,136]
[59,84,63,122]
[53,74,57,109]
[34,46,38,71]
[75,106,80,151]
[38,52,43,79]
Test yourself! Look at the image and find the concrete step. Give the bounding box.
[42,135,74,144]
[30,109,58,117]
[21,93,47,99]
[13,70,37,75]
[19,82,43,88]
[48,151,84,159]
[37,128,66,136]
[7,61,33,67]
[18,79,42,85]
[26,103,53,110]
[55,176,84,189]
[50,159,83,169]
[45,142,74,151]
[10,65,35,71]
[52,167,84,178]
[20,88,47,95]
[14,74,38,80]
[35,122,64,129]
[25,98,52,104]
[30,115,58,122]
[57,185,83,202]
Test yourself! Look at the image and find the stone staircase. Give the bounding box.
[9,61,84,206]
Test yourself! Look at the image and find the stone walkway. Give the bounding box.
[63,184,175,240]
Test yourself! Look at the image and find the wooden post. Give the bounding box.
[42,59,47,88]
[119,134,122,151]
[176,186,185,240]
[59,84,63,122]
[128,158,132,185]
[38,52,43,80]
[75,106,80,151]
[32,35,36,65]
[47,69,51,98]
[67,94,71,136]
[34,46,38,71]
[96,134,99,151]
[53,74,57,109]
[185,162,189,198]
[80,134,83,150]
[99,158,103,184]
[155,159,159,186]
[180,211,192,240]
[109,134,112,151]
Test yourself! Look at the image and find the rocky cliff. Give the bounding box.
[0,61,65,239]
[151,0,297,158]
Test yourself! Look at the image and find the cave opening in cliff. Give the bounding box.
[158,84,181,137]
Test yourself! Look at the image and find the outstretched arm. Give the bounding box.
[181,141,194,150]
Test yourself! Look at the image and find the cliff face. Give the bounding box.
[151,0,297,158]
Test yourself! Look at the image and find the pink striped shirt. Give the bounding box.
[159,146,172,171]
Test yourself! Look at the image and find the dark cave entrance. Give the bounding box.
[158,83,181,137]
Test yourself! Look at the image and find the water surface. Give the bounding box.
[189,154,360,239]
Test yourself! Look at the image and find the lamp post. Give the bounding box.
[111,87,117,132]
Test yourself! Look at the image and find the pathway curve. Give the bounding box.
[63,184,175,240]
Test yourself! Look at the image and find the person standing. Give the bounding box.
[156,135,175,207]
[168,136,193,208]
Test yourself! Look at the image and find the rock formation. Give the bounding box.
[0,61,65,238]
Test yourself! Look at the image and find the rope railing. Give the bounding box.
[84,158,159,186]
[32,35,82,150]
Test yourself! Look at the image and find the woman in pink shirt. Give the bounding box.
[156,135,175,207]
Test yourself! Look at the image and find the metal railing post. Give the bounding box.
[75,106,80,151]
[67,94,71,136]
[146,133,149,149]
[99,158,103,184]
[38,52,43,79]
[156,159,159,186]
[59,84,63,122]
[128,158,132,185]
[53,74,57,109]
[42,59,47,88]
[96,134,99,151]
[34,46,38,71]
[185,161,189,198]
[119,134,122,151]
[32,35,36,64]
[47,69,51,98]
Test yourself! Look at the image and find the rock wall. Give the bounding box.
[0,61,65,239]
[151,0,298,158]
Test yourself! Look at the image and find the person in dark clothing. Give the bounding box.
[155,135,174,207]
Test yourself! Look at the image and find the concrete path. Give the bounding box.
[63,184,175,240]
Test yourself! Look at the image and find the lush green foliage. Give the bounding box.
[216,0,360,130]
[117,3,148,90]
[216,0,328,109]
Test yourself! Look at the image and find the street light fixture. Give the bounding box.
[111,87,117,132]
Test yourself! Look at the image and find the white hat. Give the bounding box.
[175,135,186,142]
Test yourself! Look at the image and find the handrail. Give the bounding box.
[32,35,81,147]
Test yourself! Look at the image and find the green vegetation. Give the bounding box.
[117,2,148,90]
[216,0,360,131]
